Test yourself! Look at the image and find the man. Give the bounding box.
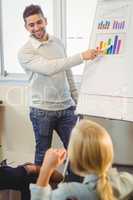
[18,4,99,168]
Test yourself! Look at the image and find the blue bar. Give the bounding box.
[98,20,103,29]
[112,35,118,54]
[107,45,113,54]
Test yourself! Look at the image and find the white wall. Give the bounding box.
[85,116,133,165]
[0,83,133,166]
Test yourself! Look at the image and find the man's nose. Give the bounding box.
[34,24,40,31]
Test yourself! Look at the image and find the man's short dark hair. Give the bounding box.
[23,4,44,22]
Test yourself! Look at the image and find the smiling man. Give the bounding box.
[18,4,99,181]
[24,7,48,41]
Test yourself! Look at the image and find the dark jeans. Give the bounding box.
[0,166,37,200]
[30,106,77,165]
[30,106,83,182]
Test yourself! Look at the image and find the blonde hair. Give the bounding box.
[68,119,116,200]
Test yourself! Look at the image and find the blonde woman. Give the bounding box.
[30,120,133,200]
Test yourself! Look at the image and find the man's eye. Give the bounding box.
[29,24,34,28]
[37,20,42,24]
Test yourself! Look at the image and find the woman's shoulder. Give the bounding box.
[53,182,97,200]
[109,168,133,199]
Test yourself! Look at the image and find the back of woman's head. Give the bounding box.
[68,119,116,200]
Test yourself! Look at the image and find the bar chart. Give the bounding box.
[97,20,126,31]
[96,34,124,55]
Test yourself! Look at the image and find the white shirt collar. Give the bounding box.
[29,34,54,49]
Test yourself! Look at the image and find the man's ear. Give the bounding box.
[44,17,48,25]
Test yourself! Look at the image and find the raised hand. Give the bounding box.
[42,148,67,171]
[37,148,67,187]
[81,49,102,60]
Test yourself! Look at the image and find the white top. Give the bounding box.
[18,35,83,110]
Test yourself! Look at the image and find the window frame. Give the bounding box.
[0,0,4,76]
[0,0,66,82]
[0,0,81,82]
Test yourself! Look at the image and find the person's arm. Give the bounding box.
[18,47,99,76]
[37,148,66,187]
[30,183,52,200]
[30,181,80,200]
[18,47,82,76]
[109,168,133,199]
[30,148,66,200]
[66,69,78,104]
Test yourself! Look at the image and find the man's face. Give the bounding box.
[25,14,47,40]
